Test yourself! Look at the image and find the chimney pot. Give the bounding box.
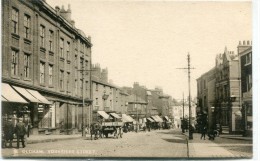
[55,6,60,11]
[239,41,241,45]
[247,40,250,45]
[68,4,71,12]
[243,40,246,45]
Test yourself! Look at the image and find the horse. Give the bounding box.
[90,122,102,140]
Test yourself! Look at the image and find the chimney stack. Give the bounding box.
[237,40,252,55]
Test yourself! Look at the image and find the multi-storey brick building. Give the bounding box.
[91,64,122,117]
[2,0,92,135]
[238,40,252,136]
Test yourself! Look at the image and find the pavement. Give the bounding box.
[184,132,252,158]
[27,133,83,144]
[219,134,252,141]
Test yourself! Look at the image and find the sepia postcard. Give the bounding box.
[1,0,257,160]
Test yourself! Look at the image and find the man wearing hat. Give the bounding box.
[15,118,26,148]
[4,117,14,148]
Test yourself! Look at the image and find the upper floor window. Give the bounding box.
[74,55,78,68]
[40,25,45,47]
[60,38,64,58]
[67,72,70,93]
[75,79,78,94]
[246,74,252,91]
[67,42,70,60]
[24,54,30,78]
[11,50,19,76]
[80,58,84,69]
[245,53,252,65]
[24,14,30,39]
[48,64,53,86]
[40,62,45,84]
[96,84,98,91]
[11,8,19,34]
[96,98,98,105]
[49,30,54,51]
[60,70,64,90]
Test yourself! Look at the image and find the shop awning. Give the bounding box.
[155,115,164,122]
[164,116,169,121]
[147,118,154,122]
[1,83,28,103]
[110,113,121,119]
[151,116,160,122]
[12,86,41,103]
[97,111,110,119]
[122,114,134,122]
[26,89,51,104]
[127,115,135,122]
[2,96,8,102]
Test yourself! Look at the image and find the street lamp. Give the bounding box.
[228,95,236,134]
[211,106,215,130]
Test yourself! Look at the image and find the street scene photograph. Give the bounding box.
[1,0,257,160]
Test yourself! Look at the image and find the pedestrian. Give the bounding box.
[15,118,26,149]
[4,117,14,148]
[200,126,207,140]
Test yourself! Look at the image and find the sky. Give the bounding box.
[47,0,252,100]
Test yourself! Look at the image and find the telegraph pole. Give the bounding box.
[77,67,96,138]
[177,53,195,140]
[182,92,185,133]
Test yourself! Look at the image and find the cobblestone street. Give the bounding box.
[1,129,187,158]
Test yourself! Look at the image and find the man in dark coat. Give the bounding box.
[4,118,14,148]
[15,118,26,148]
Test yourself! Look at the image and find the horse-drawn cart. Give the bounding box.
[91,111,124,139]
[101,121,124,138]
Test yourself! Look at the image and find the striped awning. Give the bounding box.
[97,111,110,119]
[26,89,51,104]
[147,118,154,122]
[12,86,41,103]
[110,113,121,119]
[1,83,28,103]
[164,116,169,121]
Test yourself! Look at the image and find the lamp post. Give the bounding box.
[211,106,215,130]
[77,68,95,138]
[229,95,236,134]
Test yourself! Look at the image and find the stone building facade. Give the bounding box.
[215,47,241,134]
[2,0,92,135]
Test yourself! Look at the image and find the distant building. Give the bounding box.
[238,40,252,136]
[91,64,120,113]
[196,67,216,130]
[2,0,92,135]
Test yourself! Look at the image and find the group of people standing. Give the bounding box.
[3,117,27,149]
